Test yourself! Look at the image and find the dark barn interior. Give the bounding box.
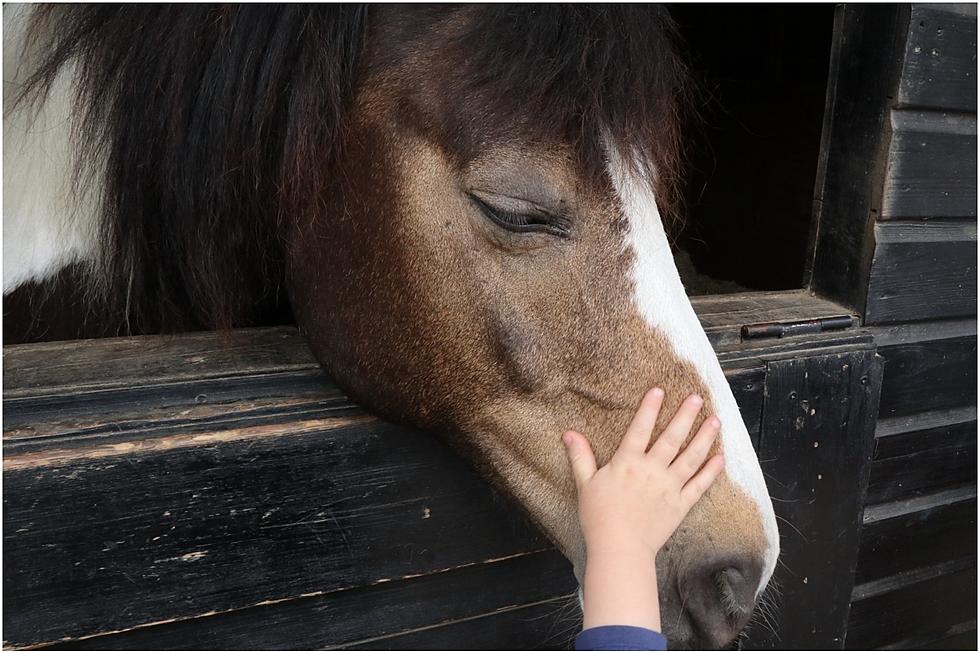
[672,4,837,293]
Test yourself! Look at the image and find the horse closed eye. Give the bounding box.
[468,194,571,237]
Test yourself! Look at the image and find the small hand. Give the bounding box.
[561,388,725,632]
[563,388,725,557]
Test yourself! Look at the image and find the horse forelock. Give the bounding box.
[423,5,693,229]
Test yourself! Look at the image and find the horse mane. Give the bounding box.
[16,5,367,332]
[13,5,690,333]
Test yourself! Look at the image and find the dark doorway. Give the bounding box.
[671,4,837,292]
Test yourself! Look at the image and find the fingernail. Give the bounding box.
[690,394,703,406]
[562,432,573,446]
[652,387,664,398]
[709,416,721,428]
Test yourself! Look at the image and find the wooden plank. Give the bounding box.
[37,550,577,651]
[876,332,977,418]
[881,111,977,220]
[2,327,317,399]
[856,490,976,584]
[807,4,909,315]
[340,599,579,651]
[2,414,562,648]
[865,220,977,323]
[741,348,883,650]
[871,318,977,346]
[846,558,977,650]
[692,289,857,348]
[897,4,978,113]
[919,622,977,650]
[865,440,977,505]
[877,619,978,651]
[874,409,976,460]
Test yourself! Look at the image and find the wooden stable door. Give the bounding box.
[4,290,881,650]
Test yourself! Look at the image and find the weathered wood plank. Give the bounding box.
[339,598,579,651]
[692,289,857,348]
[741,348,883,650]
[876,619,977,651]
[881,111,977,220]
[41,550,577,651]
[865,220,977,324]
[846,558,977,650]
[874,405,977,459]
[2,415,561,648]
[866,440,977,505]
[2,327,317,400]
[897,4,978,113]
[875,330,977,418]
[856,490,976,584]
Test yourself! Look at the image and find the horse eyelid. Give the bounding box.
[467,194,572,238]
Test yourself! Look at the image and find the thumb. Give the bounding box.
[562,430,597,490]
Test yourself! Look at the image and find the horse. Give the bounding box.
[3,5,780,648]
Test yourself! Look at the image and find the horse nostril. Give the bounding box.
[680,559,763,649]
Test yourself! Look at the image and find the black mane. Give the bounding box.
[16,5,690,333]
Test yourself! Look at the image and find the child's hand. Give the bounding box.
[562,388,725,632]
[562,388,725,559]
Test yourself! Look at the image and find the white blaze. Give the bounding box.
[607,147,779,595]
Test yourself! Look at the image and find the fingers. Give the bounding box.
[680,454,725,508]
[617,387,665,457]
[648,394,704,464]
[562,430,597,491]
[669,415,721,481]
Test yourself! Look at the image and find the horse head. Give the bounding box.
[6,5,778,648]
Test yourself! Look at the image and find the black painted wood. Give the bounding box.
[340,599,580,651]
[807,4,909,315]
[856,491,977,584]
[846,559,978,650]
[867,409,977,505]
[874,407,976,459]
[45,550,578,651]
[865,221,977,324]
[866,439,977,505]
[880,112,978,221]
[3,412,567,649]
[741,347,883,650]
[897,4,978,113]
[876,332,977,418]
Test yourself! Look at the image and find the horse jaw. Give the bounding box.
[606,146,780,597]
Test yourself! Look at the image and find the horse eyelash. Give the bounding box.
[468,194,572,238]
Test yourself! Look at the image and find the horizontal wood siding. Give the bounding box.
[865,221,977,323]
[849,327,977,649]
[856,488,976,584]
[875,324,977,418]
[896,4,977,113]
[881,110,977,220]
[847,559,977,650]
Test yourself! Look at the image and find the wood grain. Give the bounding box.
[896,4,978,113]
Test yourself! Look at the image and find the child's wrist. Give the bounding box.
[585,536,659,562]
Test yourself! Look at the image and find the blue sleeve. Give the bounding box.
[574,625,668,650]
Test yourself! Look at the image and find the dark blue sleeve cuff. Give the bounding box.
[574,625,668,650]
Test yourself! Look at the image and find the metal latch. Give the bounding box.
[741,315,856,340]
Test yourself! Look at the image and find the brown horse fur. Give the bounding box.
[5,5,776,648]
